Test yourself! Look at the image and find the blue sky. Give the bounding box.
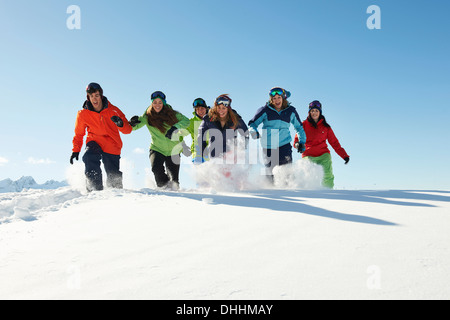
[0,0,449,190]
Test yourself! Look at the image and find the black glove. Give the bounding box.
[250,131,260,139]
[295,142,305,153]
[129,115,141,127]
[111,116,124,127]
[344,156,350,164]
[70,152,79,165]
[165,126,177,139]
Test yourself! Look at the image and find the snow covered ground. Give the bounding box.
[0,161,449,300]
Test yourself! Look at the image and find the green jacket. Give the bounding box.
[187,111,202,158]
[187,111,210,160]
[133,105,190,156]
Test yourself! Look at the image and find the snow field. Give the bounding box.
[0,186,449,299]
[0,157,449,299]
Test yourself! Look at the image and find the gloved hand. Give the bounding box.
[294,142,305,153]
[344,156,350,164]
[165,126,177,139]
[250,130,260,139]
[129,115,141,127]
[111,116,124,127]
[70,152,79,165]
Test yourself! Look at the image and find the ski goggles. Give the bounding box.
[215,96,231,107]
[193,98,207,108]
[151,91,166,101]
[309,100,322,109]
[269,87,285,97]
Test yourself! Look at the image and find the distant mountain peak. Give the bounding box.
[0,176,67,193]
[17,176,37,184]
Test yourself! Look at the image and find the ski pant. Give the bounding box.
[150,150,180,188]
[82,141,123,192]
[304,153,334,189]
[262,143,293,182]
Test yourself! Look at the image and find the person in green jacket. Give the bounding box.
[185,97,209,161]
[129,91,189,190]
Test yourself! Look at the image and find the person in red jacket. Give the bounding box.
[293,100,349,188]
[70,83,133,191]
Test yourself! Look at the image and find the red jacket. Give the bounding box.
[294,118,348,159]
[72,99,132,155]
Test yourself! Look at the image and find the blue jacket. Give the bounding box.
[197,114,248,159]
[248,103,306,149]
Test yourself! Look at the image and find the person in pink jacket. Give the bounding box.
[293,100,349,188]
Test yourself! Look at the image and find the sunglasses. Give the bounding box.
[269,87,285,97]
[193,98,207,108]
[151,91,166,101]
[215,97,231,107]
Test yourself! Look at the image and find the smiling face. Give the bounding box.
[272,94,283,110]
[87,91,103,111]
[309,108,321,122]
[195,106,207,119]
[217,104,229,119]
[152,98,164,113]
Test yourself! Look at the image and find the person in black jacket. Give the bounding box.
[196,94,248,162]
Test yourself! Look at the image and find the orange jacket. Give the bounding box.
[72,98,132,155]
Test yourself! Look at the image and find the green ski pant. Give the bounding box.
[304,153,334,189]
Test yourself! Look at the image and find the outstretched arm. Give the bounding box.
[290,110,306,144]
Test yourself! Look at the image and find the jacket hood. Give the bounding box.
[83,96,109,112]
[266,101,292,112]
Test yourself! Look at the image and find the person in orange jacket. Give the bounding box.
[70,83,132,191]
[293,100,349,188]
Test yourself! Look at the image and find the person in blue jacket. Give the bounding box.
[196,94,248,162]
[248,87,306,182]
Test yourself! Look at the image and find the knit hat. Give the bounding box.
[309,100,322,113]
[86,82,103,101]
[151,91,167,105]
[193,98,208,109]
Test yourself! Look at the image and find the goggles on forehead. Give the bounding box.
[193,98,207,108]
[215,97,231,107]
[309,100,322,109]
[151,91,166,101]
[269,87,285,97]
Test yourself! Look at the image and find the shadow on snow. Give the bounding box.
[136,188,450,226]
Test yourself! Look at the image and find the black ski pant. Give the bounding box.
[262,143,293,182]
[150,150,180,188]
[82,141,123,191]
